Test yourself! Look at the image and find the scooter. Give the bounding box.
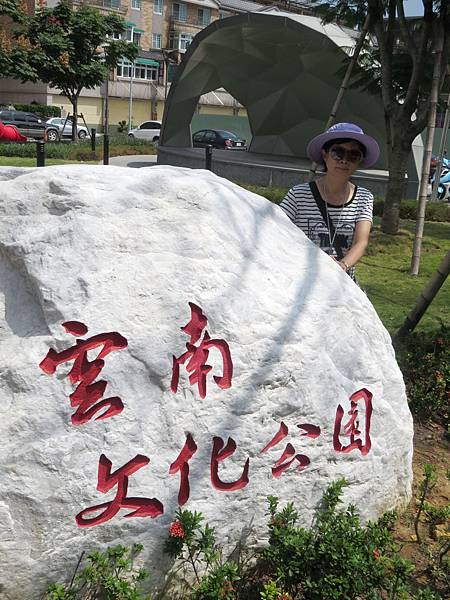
[430,156,450,201]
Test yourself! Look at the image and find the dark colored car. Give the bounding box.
[192,129,247,150]
[0,109,46,139]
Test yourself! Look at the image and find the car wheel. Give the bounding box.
[78,130,87,139]
[152,136,159,143]
[128,133,135,140]
[46,129,59,142]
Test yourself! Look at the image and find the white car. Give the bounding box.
[45,117,89,142]
[128,120,161,142]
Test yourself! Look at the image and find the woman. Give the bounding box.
[280,122,379,281]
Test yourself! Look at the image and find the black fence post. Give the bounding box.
[36,140,45,167]
[205,145,212,171]
[90,128,96,151]
[103,133,109,165]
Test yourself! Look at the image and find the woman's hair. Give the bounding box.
[321,137,366,172]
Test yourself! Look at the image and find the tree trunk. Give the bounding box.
[381,145,410,234]
[71,96,78,143]
[410,27,445,276]
[394,249,450,343]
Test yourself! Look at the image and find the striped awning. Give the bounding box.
[136,58,160,67]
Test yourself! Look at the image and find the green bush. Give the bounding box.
[373,198,450,223]
[256,482,401,600]
[0,135,156,161]
[396,325,449,426]
[1,103,61,118]
[240,185,449,223]
[45,544,149,600]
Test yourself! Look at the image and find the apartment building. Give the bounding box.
[0,0,315,128]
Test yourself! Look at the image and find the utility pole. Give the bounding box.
[128,62,134,132]
[103,69,110,165]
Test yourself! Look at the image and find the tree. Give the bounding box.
[312,1,450,235]
[1,0,138,140]
[394,249,450,341]
[0,0,37,81]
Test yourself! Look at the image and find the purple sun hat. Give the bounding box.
[306,122,380,168]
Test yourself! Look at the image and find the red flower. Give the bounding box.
[373,548,381,559]
[169,520,185,538]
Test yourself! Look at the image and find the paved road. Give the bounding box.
[106,154,158,168]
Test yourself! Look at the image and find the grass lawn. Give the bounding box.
[0,156,97,167]
[359,217,449,334]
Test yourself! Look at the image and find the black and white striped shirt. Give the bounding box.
[280,180,373,278]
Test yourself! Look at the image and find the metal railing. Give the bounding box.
[73,0,126,12]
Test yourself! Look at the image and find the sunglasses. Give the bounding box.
[328,146,364,163]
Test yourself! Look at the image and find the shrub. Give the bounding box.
[396,325,449,425]
[45,544,149,600]
[1,102,61,118]
[257,482,399,600]
[373,198,450,223]
[0,135,156,161]
[239,185,449,223]
[164,509,240,599]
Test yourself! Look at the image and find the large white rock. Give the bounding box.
[0,165,413,599]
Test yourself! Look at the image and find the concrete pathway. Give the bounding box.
[106,154,158,168]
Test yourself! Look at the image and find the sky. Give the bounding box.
[403,0,424,16]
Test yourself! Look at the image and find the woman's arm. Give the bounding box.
[337,220,371,271]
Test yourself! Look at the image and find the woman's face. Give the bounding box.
[321,141,364,178]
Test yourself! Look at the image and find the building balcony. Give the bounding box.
[72,0,127,14]
[169,15,209,29]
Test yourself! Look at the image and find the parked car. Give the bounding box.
[192,129,247,150]
[0,109,46,139]
[45,117,89,142]
[128,120,161,142]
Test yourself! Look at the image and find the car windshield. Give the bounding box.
[217,130,239,140]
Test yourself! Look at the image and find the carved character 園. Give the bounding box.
[333,388,373,455]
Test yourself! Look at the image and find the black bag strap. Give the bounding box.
[309,180,337,246]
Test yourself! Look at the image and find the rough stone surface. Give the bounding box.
[0,165,413,599]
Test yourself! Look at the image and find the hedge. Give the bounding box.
[373,197,450,222]
[0,103,61,118]
[241,184,450,223]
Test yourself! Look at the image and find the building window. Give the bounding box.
[133,32,142,46]
[154,0,163,14]
[112,31,122,40]
[131,0,141,8]
[197,8,210,26]
[169,31,193,51]
[117,58,158,81]
[152,33,162,49]
[172,2,187,21]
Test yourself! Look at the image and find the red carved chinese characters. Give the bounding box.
[171,303,233,399]
[210,437,249,491]
[333,388,373,455]
[39,321,128,425]
[169,433,198,505]
[76,454,164,528]
[261,421,320,477]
